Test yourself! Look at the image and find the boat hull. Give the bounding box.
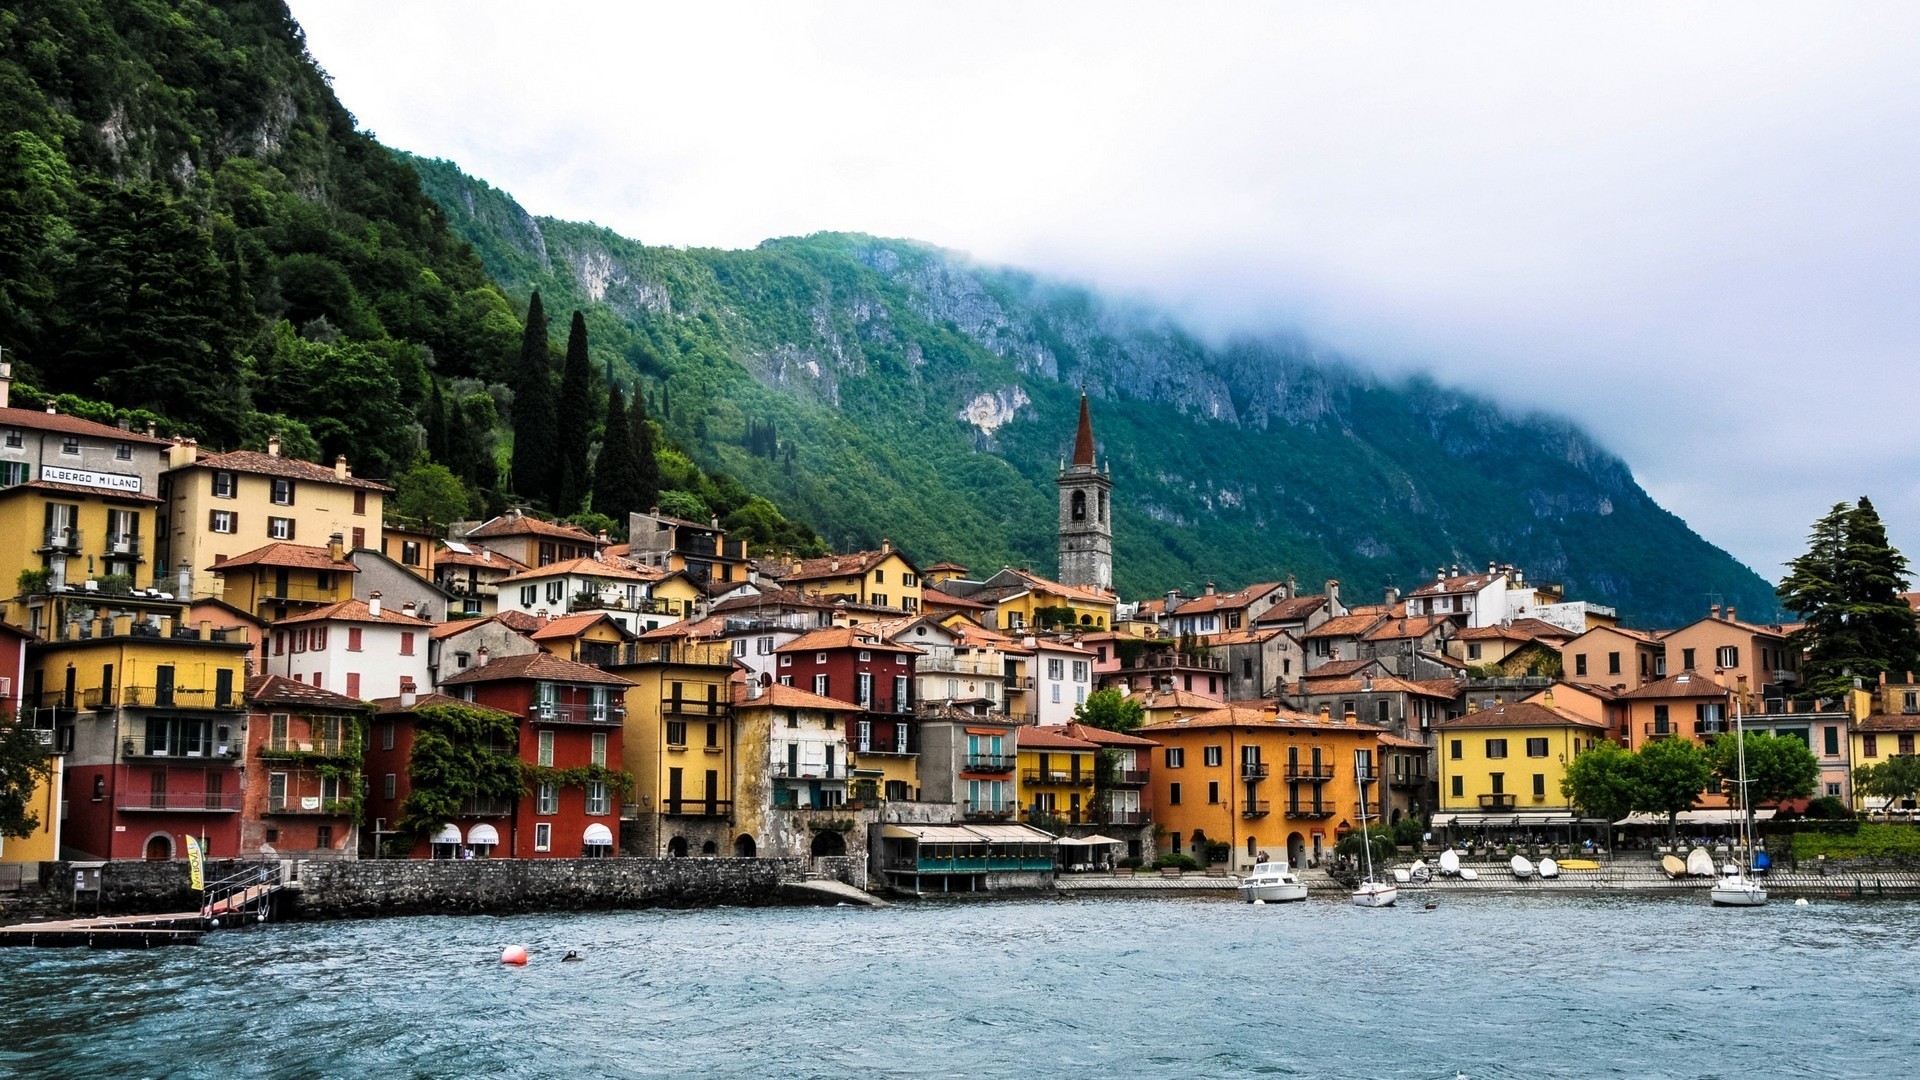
[1241,882,1309,903]
[1352,883,1398,908]
[1710,879,1768,907]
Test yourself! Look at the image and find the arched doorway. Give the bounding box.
[144,834,173,862]
[810,829,846,857]
[734,834,757,858]
[700,840,718,856]
[667,836,688,858]
[1287,832,1306,871]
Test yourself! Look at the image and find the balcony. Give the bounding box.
[1286,802,1335,818]
[774,762,847,781]
[460,797,515,817]
[39,526,83,554]
[258,582,343,604]
[531,702,626,726]
[1023,769,1094,787]
[1389,772,1428,789]
[105,534,143,561]
[621,640,736,668]
[1772,669,1799,684]
[261,737,353,759]
[660,697,727,718]
[916,655,1003,677]
[663,799,733,818]
[115,791,242,812]
[1643,723,1674,741]
[1100,808,1146,826]
[1108,768,1148,786]
[963,800,1016,821]
[857,735,918,757]
[1009,676,1036,690]
[1119,652,1226,672]
[857,697,914,717]
[1240,761,1270,780]
[1241,799,1272,819]
[121,734,241,760]
[1355,767,1378,783]
[963,753,1016,772]
[118,685,243,711]
[1285,765,1334,782]
[266,795,348,816]
[1478,793,1517,810]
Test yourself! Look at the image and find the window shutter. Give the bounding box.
[287,518,295,540]
[209,508,218,532]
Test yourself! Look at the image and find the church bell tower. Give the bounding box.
[1057,394,1113,591]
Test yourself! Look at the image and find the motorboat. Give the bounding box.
[1538,858,1560,879]
[1510,855,1534,880]
[1437,850,1461,876]
[1239,862,1308,903]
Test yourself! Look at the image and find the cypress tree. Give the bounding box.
[426,377,450,465]
[630,382,660,512]
[1779,497,1920,696]
[592,383,642,527]
[509,291,557,507]
[555,309,597,512]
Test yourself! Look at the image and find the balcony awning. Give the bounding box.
[467,824,500,846]
[431,824,462,845]
[583,823,614,846]
[1614,809,1775,826]
[881,823,1057,845]
[1057,834,1125,846]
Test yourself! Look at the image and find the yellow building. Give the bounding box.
[732,683,862,859]
[378,521,439,580]
[648,571,710,622]
[777,541,925,613]
[1016,725,1099,825]
[1435,701,1608,821]
[208,541,357,623]
[1140,704,1383,872]
[162,437,390,599]
[951,567,1117,632]
[610,633,737,857]
[527,611,636,666]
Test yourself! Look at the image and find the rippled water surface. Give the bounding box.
[2,893,1916,1078]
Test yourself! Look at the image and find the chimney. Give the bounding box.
[267,434,282,457]
[146,420,157,437]
[1710,603,1721,619]
[368,591,382,617]
[1361,674,1373,692]
[1285,574,1296,599]
[1384,585,1400,607]
[328,533,345,562]
[45,401,56,414]
[0,359,9,408]
[399,678,417,710]
[1318,703,1333,723]
[1542,688,1555,708]
[650,505,660,516]
[334,454,349,479]
[176,559,192,598]
[882,537,891,553]
[1468,698,1480,712]
[1726,606,1736,623]
[1204,582,1216,596]
[401,600,418,619]
[1437,566,1446,582]
[598,530,610,543]
[710,515,720,529]
[477,646,490,668]
[1325,579,1341,609]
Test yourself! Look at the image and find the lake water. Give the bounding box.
[2,893,1914,1079]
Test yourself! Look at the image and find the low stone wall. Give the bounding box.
[0,859,255,924]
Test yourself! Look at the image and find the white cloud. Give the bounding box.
[290,1,1920,578]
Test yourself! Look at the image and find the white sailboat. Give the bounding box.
[1710,695,1768,908]
[1351,778,1398,908]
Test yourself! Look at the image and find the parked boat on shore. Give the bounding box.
[1240,863,1308,904]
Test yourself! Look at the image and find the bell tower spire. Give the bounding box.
[1057,393,1113,591]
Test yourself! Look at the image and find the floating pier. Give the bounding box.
[0,911,211,949]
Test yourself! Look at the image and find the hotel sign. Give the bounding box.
[41,465,143,494]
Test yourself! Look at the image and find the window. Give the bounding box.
[383,773,397,799]
[114,441,132,461]
[1485,739,1508,759]
[872,594,888,607]
[731,639,748,658]
[1827,782,1841,797]
[537,782,559,815]
[586,782,610,815]
[345,673,361,698]
[533,730,555,767]
[1051,684,1061,703]
[1532,773,1546,799]
[1451,775,1463,798]
[903,573,917,587]
[590,732,608,767]
[1203,746,1223,767]
[1467,643,1482,660]
[347,628,363,652]
[1071,660,1089,682]
[1165,748,1185,768]
[1574,654,1588,676]
[874,569,885,584]
[1681,648,1696,671]
[816,653,828,664]
[381,723,395,751]
[271,478,295,505]
[268,516,294,540]
[1377,700,1390,725]
[534,823,552,851]
[1863,733,1878,758]
[1653,705,1670,734]
[1490,772,1505,794]
[858,650,872,662]
[1902,733,1916,756]
[1824,726,1840,756]
[0,461,23,486]
[666,721,687,746]
[212,471,236,498]
[519,585,536,607]
[61,436,80,456]
[1608,651,1621,675]
[1207,781,1220,804]
[757,637,774,655]
[1526,738,1549,758]
[210,510,236,534]
[353,490,367,515]
[1047,658,1064,681]
[401,540,420,566]
[1449,740,1462,760]
[813,674,829,696]
[1716,646,1739,669]
[779,655,793,668]
[1168,782,1181,806]
[2,429,18,448]
[400,632,415,656]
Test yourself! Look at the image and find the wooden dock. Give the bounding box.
[0,911,211,949]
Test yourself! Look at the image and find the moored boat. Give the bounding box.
[1510,855,1534,880]
[1438,850,1461,876]
[1538,858,1560,879]
[1239,862,1308,903]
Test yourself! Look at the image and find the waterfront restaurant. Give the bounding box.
[872,821,1058,895]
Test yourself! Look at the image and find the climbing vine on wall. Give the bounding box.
[399,704,524,836]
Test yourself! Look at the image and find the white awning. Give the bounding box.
[583,823,614,846]
[467,823,500,846]
[1433,812,1588,827]
[431,824,462,845]
[880,822,1057,844]
[1058,834,1126,846]
[1616,809,1776,826]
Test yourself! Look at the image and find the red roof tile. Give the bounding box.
[208,542,359,574]
[183,449,392,491]
[0,406,171,445]
[244,674,369,709]
[437,652,634,688]
[275,598,429,627]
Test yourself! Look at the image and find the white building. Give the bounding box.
[1033,638,1095,725]
[267,593,434,701]
[492,555,674,632]
[1404,563,1614,634]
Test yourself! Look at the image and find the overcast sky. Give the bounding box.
[288,2,1920,582]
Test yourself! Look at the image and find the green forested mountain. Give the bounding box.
[407,157,1778,627]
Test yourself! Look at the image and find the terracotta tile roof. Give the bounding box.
[463,511,602,544]
[1902,592,1920,613]
[1253,595,1328,624]
[1302,658,1388,679]
[208,542,359,574]
[1302,613,1387,640]
[1139,704,1371,734]
[924,561,970,574]
[434,545,529,573]
[638,614,730,641]
[1572,625,1663,644]
[1362,614,1454,642]
[0,406,171,445]
[1302,675,1460,699]
[1618,672,1730,700]
[1060,722,1159,747]
[494,610,545,634]
[369,692,514,718]
[529,611,638,641]
[184,449,392,491]
[1856,713,1920,732]
[1376,731,1431,749]
[496,555,661,585]
[922,587,991,610]
[0,480,163,504]
[732,683,862,711]
[1550,680,1629,701]
[275,598,430,627]
[1165,583,1287,616]
[946,621,1032,654]
[1436,702,1608,731]
[1017,725,1100,750]
[1032,637,1094,656]
[1457,624,1536,642]
[437,651,635,688]
[1504,618,1578,641]
[710,588,838,615]
[244,674,368,709]
[1407,572,1503,598]
[1192,627,1287,647]
[429,615,505,640]
[776,626,923,655]
[778,547,915,583]
[1131,688,1225,711]
[1673,614,1792,640]
[998,568,1114,606]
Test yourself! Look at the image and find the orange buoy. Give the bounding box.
[500,945,528,965]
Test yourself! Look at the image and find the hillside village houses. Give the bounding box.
[3,374,1908,890]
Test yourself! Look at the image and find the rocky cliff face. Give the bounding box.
[408,156,1776,626]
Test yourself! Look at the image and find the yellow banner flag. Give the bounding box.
[183,834,204,891]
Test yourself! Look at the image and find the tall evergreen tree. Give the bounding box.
[425,377,450,465]
[555,309,597,511]
[592,383,643,527]
[630,382,661,512]
[1778,497,1920,696]
[508,291,557,506]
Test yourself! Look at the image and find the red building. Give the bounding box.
[362,685,521,858]
[438,653,633,858]
[240,675,368,860]
[775,625,920,752]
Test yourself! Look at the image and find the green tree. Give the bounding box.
[391,461,471,529]
[554,309,598,512]
[398,704,524,837]
[0,720,55,840]
[1073,687,1145,734]
[425,378,450,465]
[591,382,645,526]
[1778,498,1920,696]
[1632,737,1713,846]
[255,322,414,477]
[630,381,660,511]
[1854,755,1920,815]
[1705,729,1818,809]
[1559,739,1638,824]
[509,291,557,507]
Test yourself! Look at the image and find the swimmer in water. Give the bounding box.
[562,950,583,962]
